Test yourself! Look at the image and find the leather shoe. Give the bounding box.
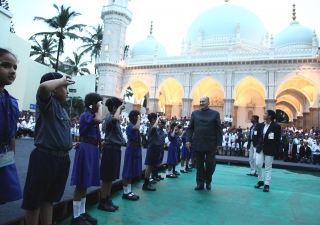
[247,173,255,176]
[263,185,269,192]
[206,184,211,190]
[194,184,204,190]
[98,202,116,212]
[142,184,156,191]
[254,181,264,189]
[149,179,157,184]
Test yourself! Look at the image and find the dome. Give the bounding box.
[274,21,315,48]
[186,2,266,43]
[131,35,167,58]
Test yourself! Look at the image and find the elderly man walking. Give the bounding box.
[186,96,222,190]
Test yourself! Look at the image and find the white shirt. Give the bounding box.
[311,144,320,155]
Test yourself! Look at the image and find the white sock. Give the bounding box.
[73,201,81,218]
[123,186,129,194]
[80,198,86,214]
[167,170,172,175]
[128,184,132,193]
[180,166,184,171]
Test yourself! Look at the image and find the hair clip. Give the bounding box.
[89,105,93,109]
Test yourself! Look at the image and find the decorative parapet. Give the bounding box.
[101,4,132,22]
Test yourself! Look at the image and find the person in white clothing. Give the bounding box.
[311,139,320,165]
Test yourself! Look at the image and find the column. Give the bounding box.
[133,104,141,111]
[233,105,238,127]
[302,112,310,129]
[297,116,303,128]
[224,99,235,117]
[148,98,159,113]
[293,119,298,128]
[165,104,173,120]
[182,98,193,117]
[309,108,319,128]
[265,99,276,111]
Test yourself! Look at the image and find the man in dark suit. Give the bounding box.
[283,138,298,162]
[186,96,222,191]
[254,110,281,192]
[298,140,311,163]
[247,115,261,176]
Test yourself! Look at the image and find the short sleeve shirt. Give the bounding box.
[148,124,162,146]
[34,94,72,151]
[79,111,100,141]
[104,113,123,146]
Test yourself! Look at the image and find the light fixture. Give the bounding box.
[100,84,104,90]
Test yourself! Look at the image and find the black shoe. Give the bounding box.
[81,213,98,225]
[166,174,178,178]
[98,202,116,212]
[157,175,164,180]
[206,184,211,190]
[152,176,161,181]
[254,173,258,177]
[107,200,119,210]
[180,169,188,173]
[247,173,255,176]
[263,185,270,192]
[195,184,204,190]
[142,184,156,191]
[122,192,139,200]
[173,171,180,176]
[129,192,139,199]
[70,215,91,225]
[187,168,193,172]
[149,179,157,184]
[254,181,264,189]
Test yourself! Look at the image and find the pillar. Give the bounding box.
[233,105,238,127]
[224,99,235,117]
[265,99,276,111]
[302,112,310,129]
[297,116,303,129]
[148,98,159,113]
[133,104,141,111]
[293,118,298,128]
[182,98,192,117]
[165,104,173,120]
[309,108,319,128]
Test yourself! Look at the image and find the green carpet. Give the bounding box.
[58,164,320,225]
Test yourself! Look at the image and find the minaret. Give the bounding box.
[96,0,132,98]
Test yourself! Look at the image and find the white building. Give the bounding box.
[97,0,320,128]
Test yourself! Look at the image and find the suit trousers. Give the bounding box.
[256,151,274,185]
[195,150,216,186]
[248,144,256,174]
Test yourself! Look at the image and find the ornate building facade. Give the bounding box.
[96,0,320,128]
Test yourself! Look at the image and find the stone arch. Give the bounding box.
[157,77,184,118]
[120,79,150,104]
[276,105,293,122]
[234,76,266,104]
[276,101,297,121]
[190,77,224,100]
[276,75,318,108]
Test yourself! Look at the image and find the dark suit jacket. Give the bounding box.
[247,122,261,149]
[256,121,281,156]
[299,145,311,159]
[186,108,222,152]
[284,143,298,161]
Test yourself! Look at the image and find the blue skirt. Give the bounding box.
[145,145,161,166]
[167,144,178,165]
[122,145,142,178]
[181,145,190,159]
[70,142,100,188]
[0,163,22,203]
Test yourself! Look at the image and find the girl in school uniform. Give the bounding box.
[166,123,179,178]
[180,128,190,173]
[122,110,141,200]
[0,48,22,205]
[70,93,103,225]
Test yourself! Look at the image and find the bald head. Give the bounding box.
[200,96,209,110]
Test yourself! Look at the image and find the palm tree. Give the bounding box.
[62,96,84,118]
[276,109,289,123]
[31,4,86,72]
[29,35,57,65]
[123,86,133,101]
[78,24,103,72]
[62,52,91,76]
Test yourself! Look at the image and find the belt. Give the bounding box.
[104,144,121,150]
[150,145,162,148]
[37,147,68,157]
[0,141,9,150]
[82,138,99,146]
[127,141,141,147]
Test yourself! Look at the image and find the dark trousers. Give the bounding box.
[195,151,216,186]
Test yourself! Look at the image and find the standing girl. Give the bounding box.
[122,110,141,200]
[0,48,22,205]
[180,128,189,173]
[70,93,103,225]
[166,123,179,178]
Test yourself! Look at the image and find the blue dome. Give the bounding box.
[186,3,266,43]
[274,21,314,48]
[131,35,167,58]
